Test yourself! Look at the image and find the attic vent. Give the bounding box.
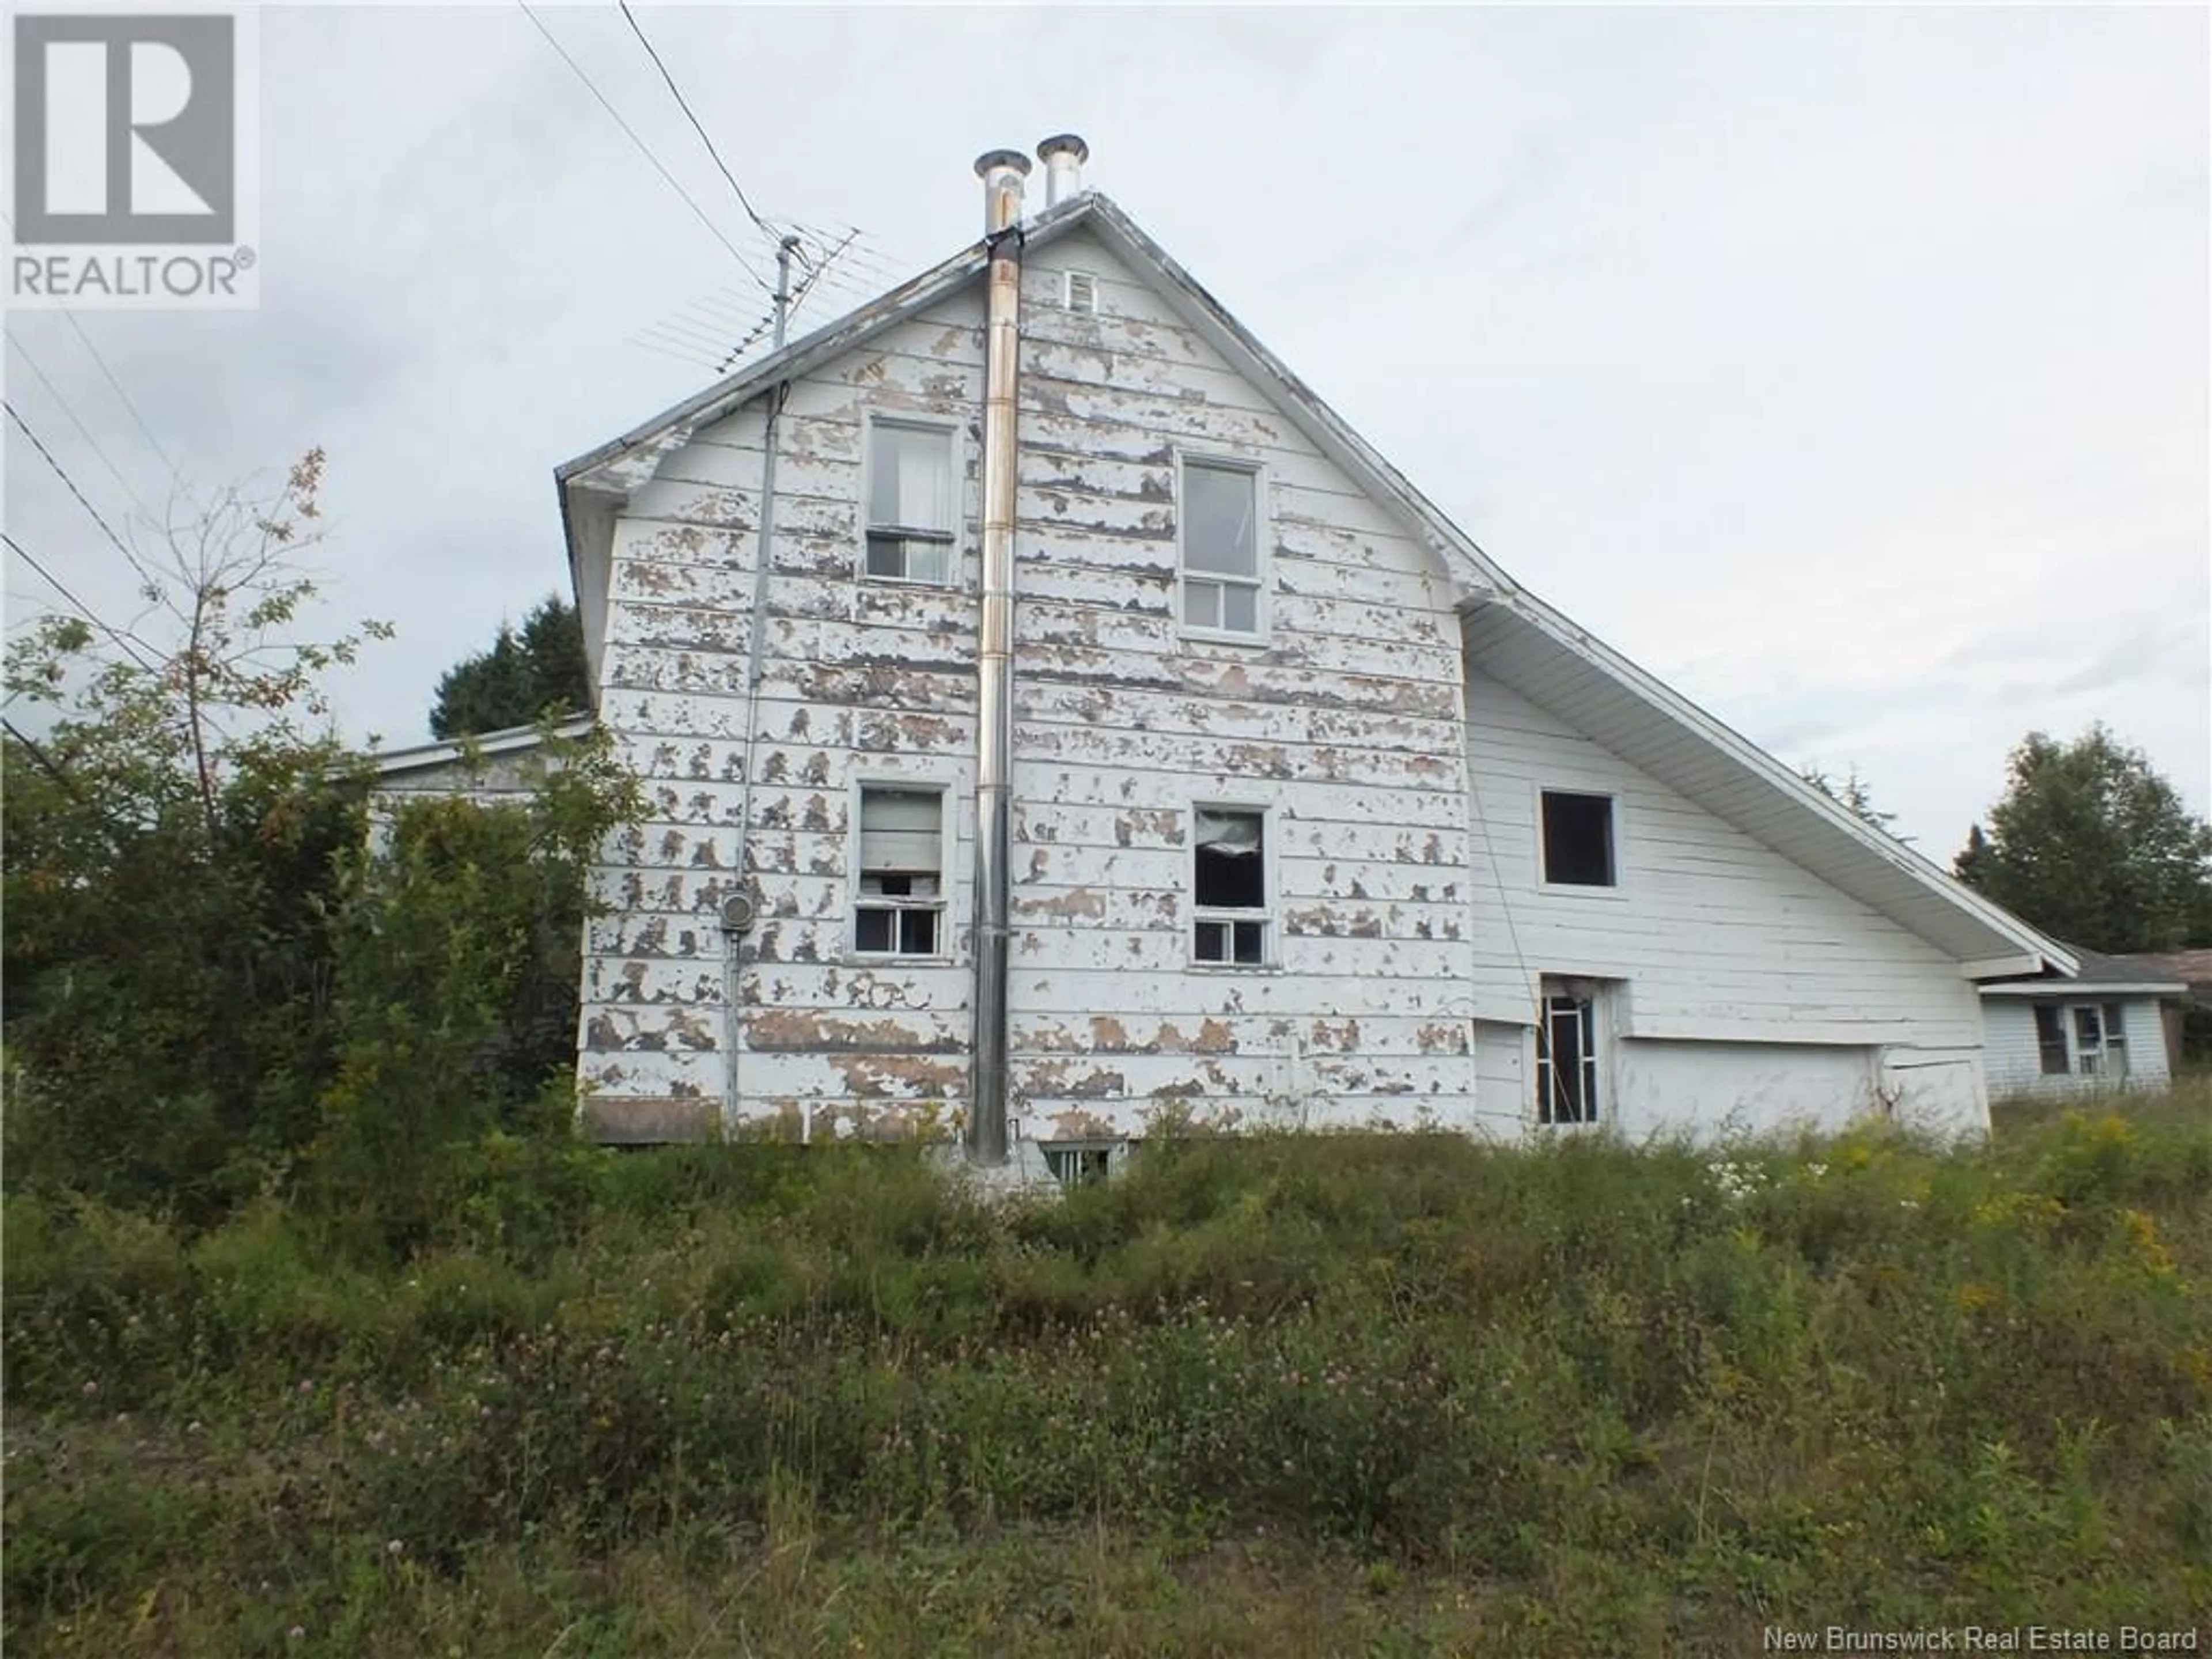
[1063,270,1098,313]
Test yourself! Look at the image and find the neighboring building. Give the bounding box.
[368,715,597,809]
[1979,950,2188,1099]
[2123,948,2212,1069]
[532,139,2080,1154]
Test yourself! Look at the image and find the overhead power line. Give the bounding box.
[56,308,183,484]
[5,329,153,520]
[614,0,810,268]
[515,0,773,293]
[6,400,140,575]
[1,529,159,671]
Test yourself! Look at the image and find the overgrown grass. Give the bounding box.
[6,1093,2210,1656]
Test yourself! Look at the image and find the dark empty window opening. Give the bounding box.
[1044,1144,1116,1188]
[1541,791,1616,887]
[2033,1005,2071,1076]
[1194,806,1267,965]
[1537,979,1602,1126]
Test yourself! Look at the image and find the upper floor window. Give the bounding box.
[1540,790,1616,888]
[1180,457,1262,637]
[866,419,956,585]
[855,785,946,957]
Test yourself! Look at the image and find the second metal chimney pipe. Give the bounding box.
[967,149,1029,1166]
[1036,133,1088,208]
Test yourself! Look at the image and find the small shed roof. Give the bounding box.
[1978,945,2188,999]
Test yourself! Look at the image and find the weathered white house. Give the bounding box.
[448,139,2100,1157]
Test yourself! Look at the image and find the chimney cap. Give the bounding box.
[1036,133,1090,164]
[974,149,1033,179]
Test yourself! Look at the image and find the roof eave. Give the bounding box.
[1979,980,2188,998]
[1471,592,2079,977]
[368,713,596,780]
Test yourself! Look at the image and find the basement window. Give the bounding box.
[866,419,956,585]
[1193,806,1268,965]
[1180,457,1263,637]
[1540,790,1616,888]
[855,786,945,957]
[1043,1143,1118,1188]
[1537,978,1604,1126]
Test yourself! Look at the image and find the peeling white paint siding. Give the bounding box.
[576,232,1484,1141]
[1006,234,1479,1142]
[581,291,989,1141]
[1982,996,2173,1099]
[573,219,2012,1146]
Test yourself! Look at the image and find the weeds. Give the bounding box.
[5,1096,2209,1654]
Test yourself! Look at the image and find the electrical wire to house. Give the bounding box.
[6,332,154,522]
[515,0,777,296]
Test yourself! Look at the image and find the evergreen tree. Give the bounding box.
[1801,763,1911,843]
[429,596,592,738]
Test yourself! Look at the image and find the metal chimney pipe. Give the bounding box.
[968,149,1028,1166]
[1036,134,1089,209]
[975,148,1031,235]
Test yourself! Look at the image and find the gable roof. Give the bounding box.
[556,189,2075,981]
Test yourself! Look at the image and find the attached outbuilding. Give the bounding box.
[1979,950,2188,1099]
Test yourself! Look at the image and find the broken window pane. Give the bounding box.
[1195,812,1265,910]
[1541,791,1616,887]
[1194,808,1266,964]
[856,785,945,957]
[1538,983,1600,1124]
[2033,1005,2070,1075]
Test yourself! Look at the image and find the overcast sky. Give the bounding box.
[5,3,2206,855]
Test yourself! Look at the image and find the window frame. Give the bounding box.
[860,412,962,588]
[2032,999,2133,1081]
[1175,451,1269,645]
[1190,800,1275,969]
[849,779,954,963]
[1535,975,1610,1128]
[2033,1003,2071,1077]
[1535,785,1625,896]
[1041,1141,1123,1189]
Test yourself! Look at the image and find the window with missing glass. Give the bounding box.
[854,786,945,956]
[2031,1000,2130,1079]
[1179,457,1262,637]
[1192,805,1267,965]
[1540,790,1617,888]
[1537,977,1604,1125]
[866,419,957,584]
